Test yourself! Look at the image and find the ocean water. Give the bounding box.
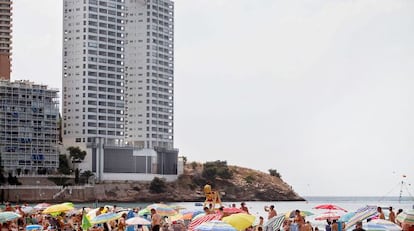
[82,196,414,228]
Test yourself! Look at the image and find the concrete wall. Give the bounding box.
[101,173,177,182]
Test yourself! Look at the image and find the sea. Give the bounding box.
[73,196,414,228]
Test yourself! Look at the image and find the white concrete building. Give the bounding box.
[62,0,177,177]
[124,0,174,149]
[62,0,127,148]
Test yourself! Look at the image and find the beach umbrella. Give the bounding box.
[0,212,21,223]
[314,204,347,212]
[138,208,150,216]
[315,211,342,221]
[90,212,122,224]
[126,216,151,225]
[345,206,378,230]
[285,210,314,218]
[42,203,74,214]
[188,214,222,231]
[222,213,256,230]
[223,207,245,215]
[264,214,285,231]
[338,212,356,223]
[34,203,51,210]
[25,225,43,231]
[126,210,136,231]
[194,220,237,231]
[396,209,414,224]
[363,219,402,231]
[146,203,178,217]
[21,206,35,214]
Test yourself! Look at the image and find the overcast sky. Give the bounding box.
[12,0,414,197]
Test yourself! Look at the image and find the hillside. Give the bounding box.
[91,162,304,202]
[10,162,304,202]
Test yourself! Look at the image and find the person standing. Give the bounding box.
[264,205,277,219]
[389,207,396,223]
[151,208,161,231]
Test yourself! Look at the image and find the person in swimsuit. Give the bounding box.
[151,208,161,231]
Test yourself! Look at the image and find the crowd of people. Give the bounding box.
[0,202,413,231]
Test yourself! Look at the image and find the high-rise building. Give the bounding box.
[0,0,12,80]
[62,0,126,146]
[124,0,174,149]
[0,80,60,174]
[63,0,176,176]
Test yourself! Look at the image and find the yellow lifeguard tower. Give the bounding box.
[203,184,222,211]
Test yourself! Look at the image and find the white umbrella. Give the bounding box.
[126,216,151,226]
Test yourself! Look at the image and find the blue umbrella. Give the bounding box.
[338,212,356,222]
[126,210,135,231]
[90,212,122,224]
[25,225,43,231]
[195,220,237,231]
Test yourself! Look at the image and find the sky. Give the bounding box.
[11,0,414,197]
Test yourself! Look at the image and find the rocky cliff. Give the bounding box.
[86,163,304,202]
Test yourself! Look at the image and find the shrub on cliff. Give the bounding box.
[150,177,167,193]
[202,160,232,180]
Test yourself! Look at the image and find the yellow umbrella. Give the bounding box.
[222,213,256,230]
[42,203,74,214]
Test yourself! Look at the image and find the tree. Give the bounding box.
[80,170,94,184]
[268,169,281,178]
[58,155,71,175]
[149,177,167,193]
[74,168,80,184]
[202,160,232,180]
[0,154,5,185]
[67,146,87,163]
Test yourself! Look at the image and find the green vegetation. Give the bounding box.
[202,160,233,181]
[268,169,281,178]
[244,174,256,184]
[58,155,71,175]
[80,170,94,184]
[7,173,21,185]
[149,177,167,193]
[67,146,87,163]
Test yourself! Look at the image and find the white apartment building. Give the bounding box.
[124,0,174,149]
[63,0,177,176]
[0,80,60,174]
[62,0,126,147]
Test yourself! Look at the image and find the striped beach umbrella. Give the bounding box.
[315,211,343,221]
[194,220,237,231]
[264,214,285,231]
[34,203,51,210]
[188,213,222,231]
[90,212,122,224]
[345,206,378,230]
[396,209,414,224]
[222,213,256,230]
[363,219,402,231]
[146,203,178,217]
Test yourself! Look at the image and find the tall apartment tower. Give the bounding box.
[63,0,174,151]
[62,0,127,146]
[0,0,12,80]
[124,0,174,149]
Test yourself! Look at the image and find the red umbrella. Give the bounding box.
[188,213,222,231]
[223,207,246,215]
[315,211,342,221]
[314,204,347,212]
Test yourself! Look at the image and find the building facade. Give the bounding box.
[0,80,60,174]
[62,0,126,146]
[124,0,174,149]
[63,0,177,177]
[0,0,12,80]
